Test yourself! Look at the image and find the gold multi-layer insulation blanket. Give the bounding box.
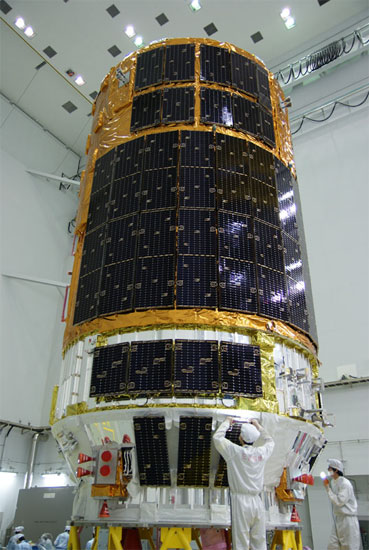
[64,37,304,354]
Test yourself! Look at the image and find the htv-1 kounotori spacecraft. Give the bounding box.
[51,38,327,547]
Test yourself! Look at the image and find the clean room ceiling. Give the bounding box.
[1,0,368,159]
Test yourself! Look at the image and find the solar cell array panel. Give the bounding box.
[135,47,164,90]
[230,52,257,98]
[90,343,129,397]
[233,95,261,138]
[220,341,262,397]
[200,45,231,86]
[162,87,195,124]
[131,91,162,131]
[164,44,195,82]
[133,416,171,486]
[177,417,213,487]
[89,339,263,399]
[74,132,313,337]
[200,88,233,127]
[174,340,219,394]
[91,148,116,194]
[128,340,172,396]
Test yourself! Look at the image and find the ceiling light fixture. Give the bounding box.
[125,25,136,38]
[285,16,296,29]
[15,17,25,29]
[24,26,35,38]
[190,0,201,11]
[75,75,85,86]
[280,7,290,20]
[134,36,143,47]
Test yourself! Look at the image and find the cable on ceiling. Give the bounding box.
[291,90,369,135]
[275,25,369,85]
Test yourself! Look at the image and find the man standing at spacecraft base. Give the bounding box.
[213,417,274,550]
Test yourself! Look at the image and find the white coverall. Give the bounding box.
[327,476,361,550]
[54,532,69,550]
[213,419,274,550]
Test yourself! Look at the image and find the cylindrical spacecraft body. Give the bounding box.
[52,38,326,527]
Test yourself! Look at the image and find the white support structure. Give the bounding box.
[2,272,68,288]
[26,169,80,187]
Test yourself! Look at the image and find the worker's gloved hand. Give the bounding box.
[225,417,234,425]
[323,478,329,488]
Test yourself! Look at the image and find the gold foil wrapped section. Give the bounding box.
[63,308,316,354]
[49,385,59,426]
[66,401,89,417]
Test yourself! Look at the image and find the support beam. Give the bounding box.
[2,272,68,288]
[26,169,80,187]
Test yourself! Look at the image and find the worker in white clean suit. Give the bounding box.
[323,458,361,550]
[54,526,70,550]
[7,526,25,550]
[213,417,274,550]
[13,534,32,549]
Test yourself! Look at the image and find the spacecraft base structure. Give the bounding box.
[52,38,327,536]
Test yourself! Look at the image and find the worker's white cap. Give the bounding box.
[240,423,259,444]
[65,526,71,531]
[327,458,344,472]
[14,526,24,533]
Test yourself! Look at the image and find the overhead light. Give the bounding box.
[15,17,25,29]
[280,7,290,20]
[190,0,201,11]
[24,26,35,38]
[134,36,143,47]
[125,25,135,38]
[75,75,85,86]
[285,16,296,29]
[0,472,17,486]
[41,473,68,487]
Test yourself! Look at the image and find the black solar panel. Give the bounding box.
[135,47,164,90]
[162,87,195,124]
[104,215,138,265]
[217,170,252,216]
[99,260,134,315]
[256,65,272,111]
[220,341,262,397]
[177,417,212,487]
[134,417,171,486]
[200,88,233,127]
[218,212,254,261]
[177,255,218,308]
[80,227,106,277]
[90,343,129,397]
[115,137,145,179]
[164,43,195,82]
[282,233,303,281]
[254,221,284,272]
[214,423,241,487]
[257,265,289,321]
[200,45,231,86]
[216,134,248,174]
[179,167,216,208]
[230,52,258,98]
[233,95,261,137]
[130,91,162,131]
[86,185,110,233]
[279,202,299,242]
[141,168,177,211]
[248,143,276,186]
[174,340,219,394]
[128,340,172,396]
[286,276,309,332]
[74,270,100,324]
[180,131,214,167]
[138,210,176,257]
[275,158,293,200]
[91,148,116,194]
[144,132,179,170]
[219,258,257,313]
[251,181,279,227]
[109,174,141,220]
[260,107,275,147]
[178,209,216,255]
[135,256,175,308]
